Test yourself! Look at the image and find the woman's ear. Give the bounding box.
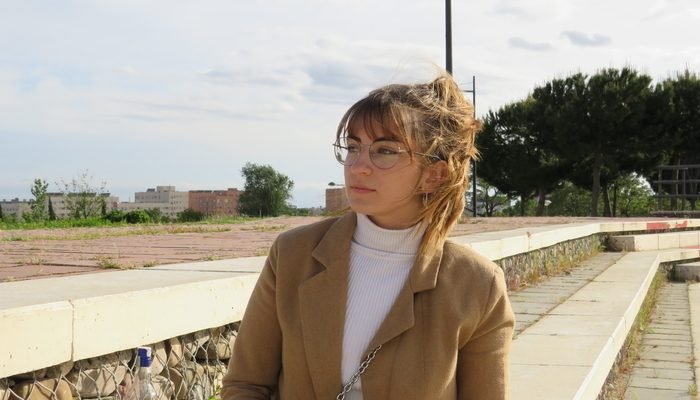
[420,160,449,192]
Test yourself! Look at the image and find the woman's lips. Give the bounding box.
[349,185,374,194]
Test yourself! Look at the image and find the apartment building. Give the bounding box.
[189,188,241,216]
[48,193,119,219]
[118,186,188,219]
[0,198,31,220]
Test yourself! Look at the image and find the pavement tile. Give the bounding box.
[638,348,693,363]
[625,387,696,399]
[628,376,694,391]
[645,332,692,341]
[635,360,694,371]
[632,367,694,380]
[642,339,692,349]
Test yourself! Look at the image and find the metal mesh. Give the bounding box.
[1,323,238,400]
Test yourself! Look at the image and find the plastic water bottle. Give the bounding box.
[137,347,158,400]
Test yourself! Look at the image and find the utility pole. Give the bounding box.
[445,0,452,74]
[446,0,478,216]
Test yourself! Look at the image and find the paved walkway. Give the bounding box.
[510,252,624,336]
[625,282,697,399]
[509,252,699,399]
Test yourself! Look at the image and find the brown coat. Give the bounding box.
[221,212,514,400]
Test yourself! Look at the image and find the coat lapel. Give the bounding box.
[367,248,443,350]
[299,212,356,399]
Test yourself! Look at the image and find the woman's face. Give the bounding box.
[343,121,430,230]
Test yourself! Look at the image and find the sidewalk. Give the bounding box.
[625,282,696,399]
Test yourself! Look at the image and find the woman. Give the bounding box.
[221,73,514,399]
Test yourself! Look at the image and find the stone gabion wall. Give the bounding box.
[496,234,606,290]
[0,323,238,400]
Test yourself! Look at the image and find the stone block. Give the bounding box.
[12,378,72,400]
[66,351,130,397]
[0,380,11,400]
[608,235,636,251]
[196,327,236,360]
[165,337,183,368]
[162,361,205,400]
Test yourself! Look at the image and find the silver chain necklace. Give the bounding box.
[335,345,383,400]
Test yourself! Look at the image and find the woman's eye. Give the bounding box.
[346,144,360,153]
[375,146,400,155]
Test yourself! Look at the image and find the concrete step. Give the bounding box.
[675,261,700,282]
[609,230,700,252]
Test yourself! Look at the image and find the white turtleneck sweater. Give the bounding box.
[341,213,424,399]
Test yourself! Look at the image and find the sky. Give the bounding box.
[1,0,699,208]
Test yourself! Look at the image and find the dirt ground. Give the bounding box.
[0,215,637,282]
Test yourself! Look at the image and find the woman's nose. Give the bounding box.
[349,147,373,174]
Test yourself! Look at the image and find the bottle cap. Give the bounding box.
[138,346,152,367]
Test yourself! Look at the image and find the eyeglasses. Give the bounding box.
[333,140,439,170]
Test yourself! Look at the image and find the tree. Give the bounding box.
[238,163,294,217]
[477,99,567,216]
[531,68,658,216]
[473,179,510,217]
[59,170,109,219]
[28,178,49,222]
[651,70,700,209]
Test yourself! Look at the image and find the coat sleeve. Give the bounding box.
[221,240,282,400]
[457,267,515,400]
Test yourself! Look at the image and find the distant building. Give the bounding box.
[48,193,119,219]
[0,198,31,220]
[189,188,241,216]
[325,186,349,213]
[1,194,118,220]
[118,186,188,219]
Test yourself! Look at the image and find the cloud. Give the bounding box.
[491,5,529,17]
[562,31,611,47]
[508,38,555,52]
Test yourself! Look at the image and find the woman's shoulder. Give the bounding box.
[440,240,505,283]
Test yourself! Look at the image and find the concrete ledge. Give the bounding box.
[0,259,263,377]
[608,230,700,251]
[452,219,700,261]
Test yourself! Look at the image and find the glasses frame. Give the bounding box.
[332,140,440,170]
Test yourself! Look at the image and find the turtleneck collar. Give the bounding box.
[352,213,424,255]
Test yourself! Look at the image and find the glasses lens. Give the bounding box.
[333,144,347,165]
[370,142,402,169]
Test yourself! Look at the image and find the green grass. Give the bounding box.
[1,225,234,241]
[0,217,124,230]
[0,215,261,231]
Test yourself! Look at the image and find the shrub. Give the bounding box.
[124,210,151,224]
[177,208,204,222]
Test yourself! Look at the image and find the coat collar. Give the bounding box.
[300,211,443,398]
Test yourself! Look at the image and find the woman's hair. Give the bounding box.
[335,73,481,256]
